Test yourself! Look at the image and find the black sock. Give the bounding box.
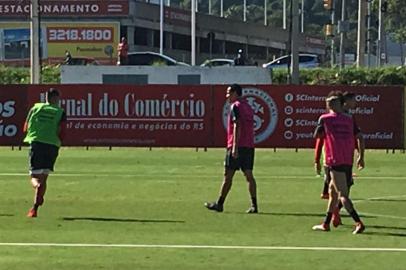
[217,196,225,206]
[322,183,329,194]
[324,212,333,225]
[251,197,257,208]
[337,201,343,210]
[349,209,361,223]
[33,204,39,211]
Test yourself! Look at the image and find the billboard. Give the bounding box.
[0,22,119,64]
[0,0,129,17]
[0,84,404,149]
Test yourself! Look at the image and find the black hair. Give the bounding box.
[47,88,60,99]
[229,84,242,96]
[343,91,356,100]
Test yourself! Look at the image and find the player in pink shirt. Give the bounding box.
[312,92,365,234]
[205,84,258,213]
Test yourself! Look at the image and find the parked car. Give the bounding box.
[262,54,320,69]
[200,58,235,67]
[63,57,99,65]
[126,52,189,66]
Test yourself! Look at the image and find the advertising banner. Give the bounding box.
[27,85,212,147]
[0,0,129,17]
[0,84,404,149]
[0,22,119,63]
[213,85,405,149]
[0,85,28,145]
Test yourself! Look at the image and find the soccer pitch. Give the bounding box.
[0,147,405,269]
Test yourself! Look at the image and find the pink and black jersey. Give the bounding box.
[227,98,255,149]
[314,112,359,166]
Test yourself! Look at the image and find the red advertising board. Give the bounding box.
[0,0,129,17]
[0,84,404,149]
[0,85,28,145]
[27,85,211,147]
[213,85,405,149]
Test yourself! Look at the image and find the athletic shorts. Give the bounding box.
[29,141,59,174]
[224,147,254,171]
[329,165,353,187]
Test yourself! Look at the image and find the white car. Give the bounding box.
[262,54,320,69]
[200,58,235,67]
[126,52,189,66]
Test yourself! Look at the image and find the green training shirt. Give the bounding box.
[23,103,65,147]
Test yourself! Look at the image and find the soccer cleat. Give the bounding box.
[352,222,365,234]
[312,223,330,232]
[204,202,223,212]
[320,193,329,200]
[27,208,37,218]
[332,210,342,227]
[246,206,258,214]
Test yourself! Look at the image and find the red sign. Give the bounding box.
[0,0,129,17]
[213,85,405,149]
[0,85,28,145]
[164,7,191,26]
[27,85,211,147]
[0,84,404,149]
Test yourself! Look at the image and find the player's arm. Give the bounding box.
[231,104,241,158]
[313,117,325,175]
[314,137,324,175]
[353,118,365,169]
[58,111,67,143]
[23,108,34,133]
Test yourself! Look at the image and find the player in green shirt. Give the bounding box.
[23,88,66,218]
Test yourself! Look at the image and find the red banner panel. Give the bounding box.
[0,85,28,146]
[0,0,129,17]
[213,85,405,149]
[27,85,212,147]
[0,84,404,149]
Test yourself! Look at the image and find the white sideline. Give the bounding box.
[0,242,406,252]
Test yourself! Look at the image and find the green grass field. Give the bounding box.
[1,147,405,269]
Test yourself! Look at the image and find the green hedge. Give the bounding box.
[1,65,405,85]
[272,66,406,85]
[0,65,60,84]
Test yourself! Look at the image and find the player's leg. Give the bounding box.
[205,169,235,212]
[313,169,338,231]
[205,149,237,212]
[243,170,258,213]
[240,148,257,213]
[331,168,365,234]
[321,166,330,199]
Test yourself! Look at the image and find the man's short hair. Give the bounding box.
[228,84,242,96]
[343,91,356,101]
[326,90,344,105]
[47,88,60,99]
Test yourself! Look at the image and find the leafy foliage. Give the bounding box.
[0,65,60,84]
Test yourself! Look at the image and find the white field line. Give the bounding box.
[0,242,405,252]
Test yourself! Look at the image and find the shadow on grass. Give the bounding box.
[366,198,406,202]
[255,212,378,219]
[340,224,406,237]
[0,214,13,217]
[62,217,185,223]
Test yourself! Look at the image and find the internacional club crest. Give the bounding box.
[222,87,278,143]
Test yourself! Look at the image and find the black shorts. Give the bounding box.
[224,147,254,171]
[29,141,59,173]
[329,165,353,187]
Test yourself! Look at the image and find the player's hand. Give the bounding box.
[314,162,321,176]
[232,148,239,159]
[357,157,365,170]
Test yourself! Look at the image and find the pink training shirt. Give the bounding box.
[314,112,356,166]
[227,98,255,148]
